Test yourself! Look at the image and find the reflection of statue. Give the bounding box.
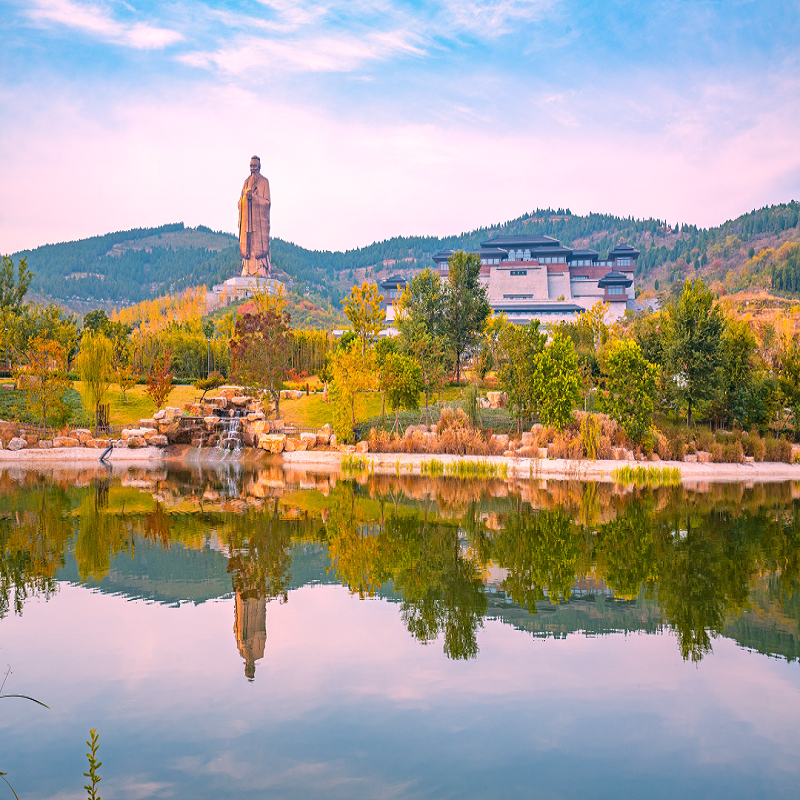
[234,592,266,680]
[238,155,271,278]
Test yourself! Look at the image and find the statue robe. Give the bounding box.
[238,173,271,276]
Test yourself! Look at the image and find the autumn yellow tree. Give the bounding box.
[76,329,114,429]
[329,338,376,440]
[16,336,72,429]
[341,281,385,356]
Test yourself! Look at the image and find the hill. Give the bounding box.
[10,201,800,314]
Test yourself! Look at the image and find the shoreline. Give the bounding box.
[0,445,798,483]
[282,449,800,483]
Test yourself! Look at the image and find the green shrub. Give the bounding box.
[765,436,792,463]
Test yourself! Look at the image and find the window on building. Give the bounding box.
[617,257,631,266]
[608,286,626,295]
[523,249,531,261]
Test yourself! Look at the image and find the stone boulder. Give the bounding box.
[23,433,39,447]
[316,430,331,447]
[521,431,536,447]
[697,451,711,463]
[280,389,304,400]
[231,396,249,407]
[490,434,510,450]
[486,391,507,409]
[258,434,286,453]
[53,437,79,448]
[138,419,158,429]
[39,439,53,449]
[684,453,698,463]
[7,437,27,451]
[220,388,238,400]
[126,436,147,449]
[71,429,93,444]
[355,440,369,453]
[86,438,111,449]
[153,409,166,421]
[149,435,169,447]
[300,432,317,448]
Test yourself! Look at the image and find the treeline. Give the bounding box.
[11,201,800,312]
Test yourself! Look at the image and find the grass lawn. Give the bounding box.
[74,382,201,427]
[280,392,384,430]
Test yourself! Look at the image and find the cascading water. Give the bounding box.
[217,408,245,454]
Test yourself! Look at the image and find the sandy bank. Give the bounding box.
[282,450,800,484]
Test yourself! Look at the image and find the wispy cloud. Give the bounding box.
[438,0,560,37]
[26,0,183,49]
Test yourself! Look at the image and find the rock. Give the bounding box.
[538,447,548,459]
[71,428,93,443]
[355,440,369,453]
[284,437,297,452]
[320,423,332,435]
[247,419,269,436]
[112,439,128,448]
[258,434,286,453]
[189,404,203,416]
[1,383,14,391]
[23,434,39,447]
[86,438,111,448]
[300,432,317,448]
[0,421,18,440]
[38,439,53,449]
[204,416,219,429]
[486,391,507,409]
[684,453,698,463]
[208,397,227,409]
[53,437,79,448]
[403,425,427,439]
[280,389,304,400]
[316,431,331,447]
[329,434,337,448]
[231,395,249,407]
[149,435,169,447]
[697,451,711,463]
[246,412,265,422]
[7,437,27,451]
[649,452,661,462]
[490,434,510,450]
[153,409,166,421]
[521,432,535,447]
[138,419,158,429]
[745,455,755,463]
[126,436,147,449]
[220,388,238,400]
[503,449,516,458]
[141,428,159,441]
[122,427,152,440]
[272,419,285,432]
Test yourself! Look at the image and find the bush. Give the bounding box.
[548,430,582,459]
[765,436,792,463]
[711,440,744,463]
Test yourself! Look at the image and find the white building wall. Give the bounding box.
[487,264,548,302]
[547,272,572,301]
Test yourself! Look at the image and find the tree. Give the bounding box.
[380,352,423,432]
[230,309,292,417]
[475,312,510,382]
[778,337,800,437]
[341,281,385,356]
[0,255,32,312]
[76,330,114,429]
[16,336,72,429]
[600,338,657,444]
[498,321,546,433]
[329,338,375,441]
[443,251,491,383]
[145,351,174,410]
[396,269,450,421]
[83,309,111,335]
[531,333,581,430]
[666,279,724,426]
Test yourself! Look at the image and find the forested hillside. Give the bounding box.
[10,200,800,312]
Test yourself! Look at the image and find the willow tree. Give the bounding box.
[76,329,114,429]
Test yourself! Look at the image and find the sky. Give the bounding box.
[1,0,799,253]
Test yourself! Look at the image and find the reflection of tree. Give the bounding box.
[595,503,658,600]
[0,482,71,617]
[74,485,130,582]
[325,485,487,659]
[493,507,580,612]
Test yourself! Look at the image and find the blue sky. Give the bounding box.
[1,0,799,252]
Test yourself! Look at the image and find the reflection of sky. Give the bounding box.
[1,1,800,252]
[3,583,800,799]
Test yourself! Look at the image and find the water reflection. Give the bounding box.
[1,466,800,672]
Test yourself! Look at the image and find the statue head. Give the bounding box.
[249,156,261,175]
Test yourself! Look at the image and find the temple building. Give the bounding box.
[380,236,638,326]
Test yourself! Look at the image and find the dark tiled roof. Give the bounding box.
[379,275,408,289]
[476,247,508,256]
[597,270,633,288]
[481,234,561,248]
[608,243,640,259]
[431,249,454,262]
[568,249,599,259]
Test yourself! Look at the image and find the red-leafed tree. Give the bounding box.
[230,309,292,417]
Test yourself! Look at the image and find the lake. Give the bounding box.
[2,464,800,799]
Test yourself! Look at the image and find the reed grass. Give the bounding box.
[341,454,372,472]
[612,465,682,486]
[420,458,508,479]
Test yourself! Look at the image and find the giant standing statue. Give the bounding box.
[238,155,271,278]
